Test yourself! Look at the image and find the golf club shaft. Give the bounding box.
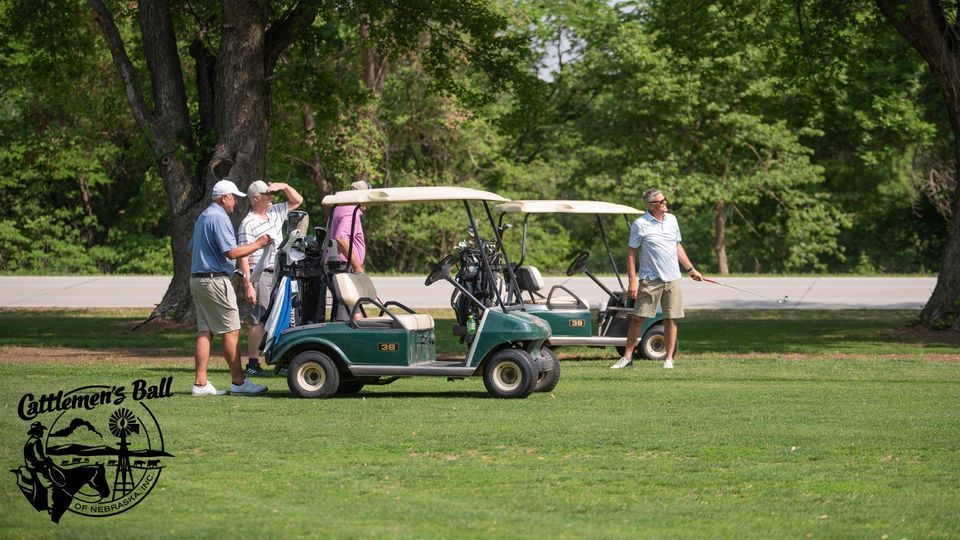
[700,277,787,303]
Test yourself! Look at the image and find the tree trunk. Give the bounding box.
[714,200,729,274]
[213,0,269,187]
[91,0,317,321]
[876,0,960,330]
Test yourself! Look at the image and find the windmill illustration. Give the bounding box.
[110,408,140,496]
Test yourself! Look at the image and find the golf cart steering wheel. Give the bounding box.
[566,251,590,277]
[425,254,456,286]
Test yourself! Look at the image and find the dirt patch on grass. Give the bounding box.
[0,346,188,364]
[880,326,960,347]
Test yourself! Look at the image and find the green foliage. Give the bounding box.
[0,0,950,276]
[0,0,169,274]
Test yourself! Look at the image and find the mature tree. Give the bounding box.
[518,1,846,273]
[88,0,537,318]
[868,1,960,329]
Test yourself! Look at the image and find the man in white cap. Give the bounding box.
[237,180,303,375]
[189,177,272,396]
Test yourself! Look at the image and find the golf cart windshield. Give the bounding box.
[494,199,643,302]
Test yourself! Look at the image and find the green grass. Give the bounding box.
[0,309,958,538]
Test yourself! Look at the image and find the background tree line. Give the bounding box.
[0,1,956,327]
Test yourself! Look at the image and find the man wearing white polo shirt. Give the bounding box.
[612,188,702,370]
[237,180,303,375]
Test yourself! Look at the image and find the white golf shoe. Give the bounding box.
[230,379,268,396]
[663,359,674,369]
[192,382,226,396]
[611,357,633,369]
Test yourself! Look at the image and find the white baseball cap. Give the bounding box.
[212,178,246,198]
[247,180,270,197]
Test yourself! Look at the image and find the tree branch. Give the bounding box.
[265,2,319,76]
[189,36,216,142]
[88,0,158,142]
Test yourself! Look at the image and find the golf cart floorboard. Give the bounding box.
[349,361,476,377]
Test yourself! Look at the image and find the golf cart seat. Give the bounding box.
[516,266,587,309]
[333,272,435,331]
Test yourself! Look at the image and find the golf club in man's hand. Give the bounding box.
[698,277,790,304]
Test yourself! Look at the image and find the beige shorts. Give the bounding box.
[248,271,274,324]
[633,278,684,319]
[190,276,241,334]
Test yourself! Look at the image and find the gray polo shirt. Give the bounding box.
[629,212,682,282]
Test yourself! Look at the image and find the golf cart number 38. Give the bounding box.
[377,343,399,352]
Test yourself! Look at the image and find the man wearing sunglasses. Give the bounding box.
[612,188,702,369]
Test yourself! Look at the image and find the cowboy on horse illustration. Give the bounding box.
[13,421,64,514]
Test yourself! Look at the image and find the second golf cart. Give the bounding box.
[262,186,556,399]
[494,200,670,361]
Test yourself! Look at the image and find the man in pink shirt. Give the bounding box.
[328,180,369,273]
[327,180,370,321]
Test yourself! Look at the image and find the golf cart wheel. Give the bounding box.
[287,351,340,398]
[640,325,667,361]
[336,381,364,395]
[533,346,561,393]
[483,349,537,399]
[615,325,671,361]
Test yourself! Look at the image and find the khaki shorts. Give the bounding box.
[190,276,241,334]
[633,278,684,319]
[248,270,275,324]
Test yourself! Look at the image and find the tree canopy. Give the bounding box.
[0,0,955,326]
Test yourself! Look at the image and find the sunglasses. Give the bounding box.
[648,199,668,206]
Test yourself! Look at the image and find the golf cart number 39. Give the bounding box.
[378,343,399,352]
[568,319,585,328]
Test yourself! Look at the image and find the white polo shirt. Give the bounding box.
[238,202,288,272]
[628,212,683,282]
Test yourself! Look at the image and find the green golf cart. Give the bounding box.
[493,200,669,361]
[263,186,556,399]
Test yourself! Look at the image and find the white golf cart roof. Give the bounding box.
[322,186,509,207]
[494,200,642,215]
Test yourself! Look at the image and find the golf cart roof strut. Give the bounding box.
[484,200,525,311]
[596,214,625,293]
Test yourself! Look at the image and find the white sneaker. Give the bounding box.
[611,357,633,369]
[663,359,674,369]
[230,379,268,396]
[192,382,226,396]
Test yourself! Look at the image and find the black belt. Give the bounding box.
[262,268,274,273]
[192,272,228,278]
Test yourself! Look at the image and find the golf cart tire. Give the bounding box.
[336,381,364,395]
[483,349,537,399]
[287,351,340,398]
[615,324,671,361]
[533,346,561,393]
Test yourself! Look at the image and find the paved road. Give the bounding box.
[0,275,936,310]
